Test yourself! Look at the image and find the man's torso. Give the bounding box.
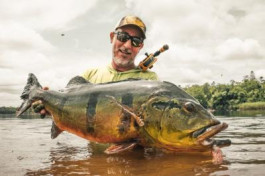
[82,65,158,84]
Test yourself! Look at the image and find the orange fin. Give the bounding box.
[104,142,137,154]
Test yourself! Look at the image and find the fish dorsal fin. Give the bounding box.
[104,142,137,154]
[66,76,91,88]
[51,121,63,139]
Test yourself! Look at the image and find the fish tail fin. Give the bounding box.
[16,73,42,117]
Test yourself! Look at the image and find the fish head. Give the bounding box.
[141,96,229,152]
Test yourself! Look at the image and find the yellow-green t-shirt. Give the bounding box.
[81,65,158,83]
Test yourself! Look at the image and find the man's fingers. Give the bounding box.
[40,109,46,119]
[40,109,46,115]
[43,86,49,90]
[32,100,42,108]
[31,87,49,117]
[33,104,45,113]
[41,108,51,116]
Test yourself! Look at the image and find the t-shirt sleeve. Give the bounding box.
[81,68,97,81]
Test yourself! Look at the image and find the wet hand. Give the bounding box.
[32,87,50,118]
[211,145,224,165]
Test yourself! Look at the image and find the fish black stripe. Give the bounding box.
[86,92,99,133]
[87,92,99,117]
[121,93,133,107]
[118,93,133,134]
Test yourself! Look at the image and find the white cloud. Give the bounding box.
[0,0,97,30]
[215,38,264,60]
[0,22,54,51]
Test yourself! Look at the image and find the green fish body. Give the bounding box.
[17,73,231,154]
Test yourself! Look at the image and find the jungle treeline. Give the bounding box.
[0,106,17,114]
[184,71,265,111]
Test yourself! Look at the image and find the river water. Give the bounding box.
[0,111,265,176]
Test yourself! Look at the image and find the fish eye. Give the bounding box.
[183,102,195,113]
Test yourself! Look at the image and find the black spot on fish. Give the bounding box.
[86,92,99,133]
[152,101,181,110]
[133,120,139,129]
[121,93,133,107]
[87,125,94,133]
[118,110,131,134]
[118,124,126,133]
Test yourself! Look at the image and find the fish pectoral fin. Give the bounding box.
[51,121,63,139]
[104,142,137,154]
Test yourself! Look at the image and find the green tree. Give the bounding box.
[183,70,264,111]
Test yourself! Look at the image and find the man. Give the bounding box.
[34,15,158,116]
[82,15,158,83]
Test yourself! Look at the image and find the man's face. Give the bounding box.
[110,25,144,71]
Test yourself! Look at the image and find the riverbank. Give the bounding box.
[0,107,17,114]
[238,102,265,110]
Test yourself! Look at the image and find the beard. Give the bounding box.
[113,56,134,68]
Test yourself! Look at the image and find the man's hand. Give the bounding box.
[32,87,50,118]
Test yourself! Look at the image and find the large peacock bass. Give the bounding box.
[17,73,231,160]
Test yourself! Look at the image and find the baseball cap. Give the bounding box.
[115,15,146,39]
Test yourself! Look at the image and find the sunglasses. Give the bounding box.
[114,31,143,47]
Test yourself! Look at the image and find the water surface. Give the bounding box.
[0,112,265,175]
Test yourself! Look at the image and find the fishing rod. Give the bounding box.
[138,44,169,71]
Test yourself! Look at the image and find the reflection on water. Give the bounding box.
[27,144,228,176]
[0,111,265,176]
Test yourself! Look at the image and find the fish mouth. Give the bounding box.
[193,122,230,147]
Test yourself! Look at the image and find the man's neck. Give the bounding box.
[111,62,136,72]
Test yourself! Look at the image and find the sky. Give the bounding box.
[0,0,264,107]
